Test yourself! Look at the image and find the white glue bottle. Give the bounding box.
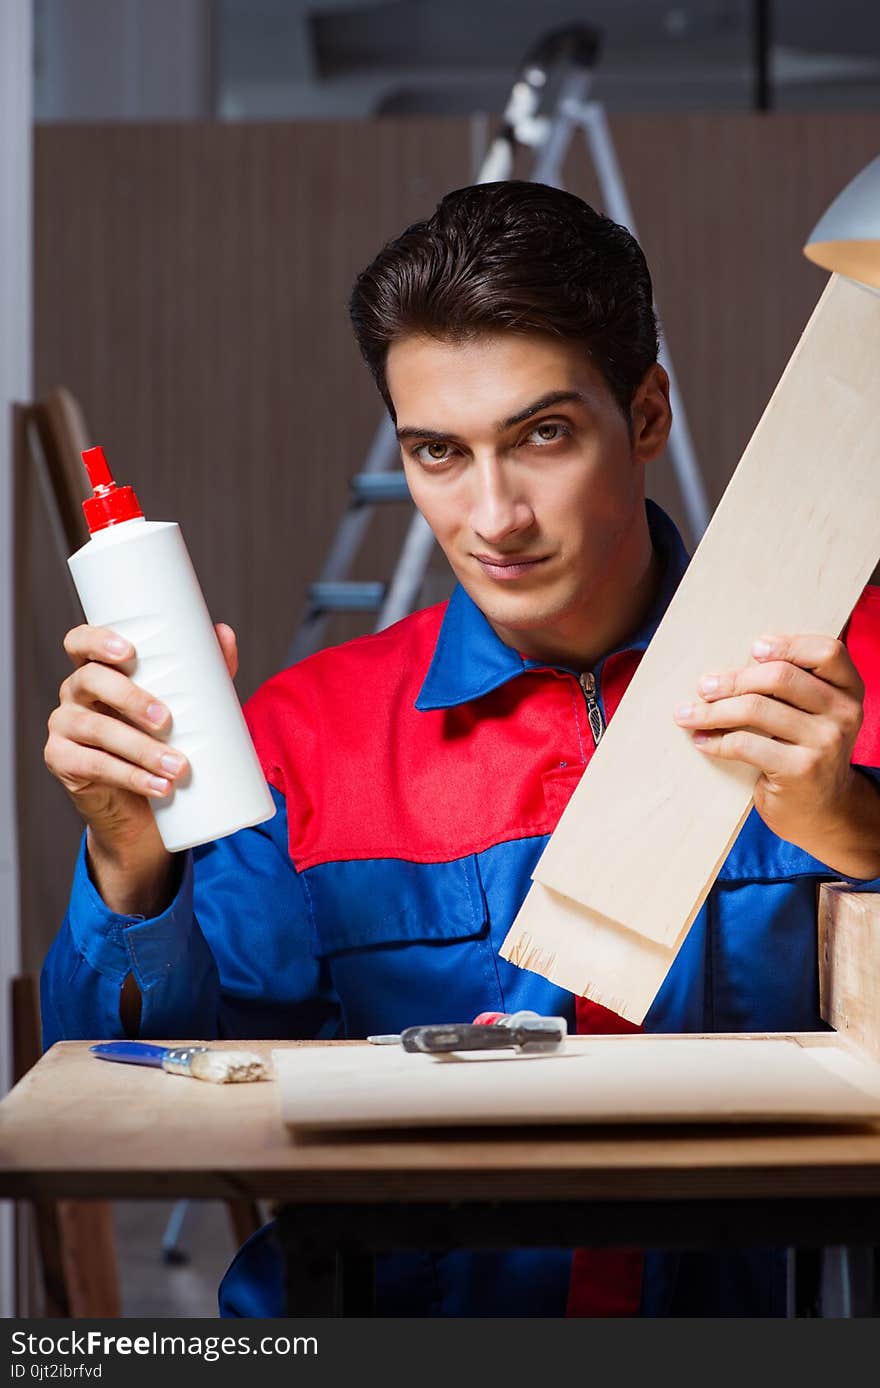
[67,445,276,853]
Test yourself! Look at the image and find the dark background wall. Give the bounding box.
[20,111,880,976]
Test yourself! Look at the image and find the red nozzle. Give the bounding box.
[80,445,144,533]
[81,445,114,490]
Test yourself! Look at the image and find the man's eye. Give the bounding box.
[526,421,568,446]
[415,441,454,465]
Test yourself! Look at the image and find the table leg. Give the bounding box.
[278,1207,338,1315]
[338,1251,375,1315]
[787,1247,822,1317]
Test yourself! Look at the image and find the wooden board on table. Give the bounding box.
[501,273,880,1019]
[272,1034,880,1132]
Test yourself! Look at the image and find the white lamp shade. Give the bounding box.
[803,153,880,289]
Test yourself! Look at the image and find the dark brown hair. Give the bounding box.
[348,180,659,420]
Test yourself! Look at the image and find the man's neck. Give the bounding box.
[491,527,662,672]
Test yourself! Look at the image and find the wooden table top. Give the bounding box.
[3,1038,880,1203]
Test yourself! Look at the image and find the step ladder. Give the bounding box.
[287,23,710,667]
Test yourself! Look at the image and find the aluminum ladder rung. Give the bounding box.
[350,472,410,503]
[307,581,386,613]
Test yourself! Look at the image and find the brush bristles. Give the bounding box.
[189,1050,269,1083]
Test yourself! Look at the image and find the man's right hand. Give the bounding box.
[45,620,239,915]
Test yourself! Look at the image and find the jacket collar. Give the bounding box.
[415,499,691,712]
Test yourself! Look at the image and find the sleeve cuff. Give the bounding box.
[67,832,196,987]
[825,765,880,890]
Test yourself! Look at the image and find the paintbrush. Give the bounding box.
[90,1041,270,1083]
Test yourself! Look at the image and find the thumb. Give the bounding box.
[214,623,239,680]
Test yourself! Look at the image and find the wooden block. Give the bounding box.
[501,274,880,1017]
[819,885,880,1060]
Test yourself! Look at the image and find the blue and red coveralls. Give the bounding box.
[42,502,880,1316]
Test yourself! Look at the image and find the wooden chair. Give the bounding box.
[12,387,262,1313]
[12,974,121,1316]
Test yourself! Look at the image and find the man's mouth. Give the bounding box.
[473,553,550,581]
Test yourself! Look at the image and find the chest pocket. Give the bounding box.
[302,854,489,957]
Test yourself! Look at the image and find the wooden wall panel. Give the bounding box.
[24,113,880,980]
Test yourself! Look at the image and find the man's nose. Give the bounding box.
[469,460,535,546]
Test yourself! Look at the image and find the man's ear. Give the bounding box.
[630,364,672,463]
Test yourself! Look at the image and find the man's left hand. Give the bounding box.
[673,634,880,878]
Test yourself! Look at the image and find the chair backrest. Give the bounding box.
[29,386,91,555]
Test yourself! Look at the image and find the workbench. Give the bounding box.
[1,1033,880,1315]
[2,885,879,1317]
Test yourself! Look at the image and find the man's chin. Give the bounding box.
[461,576,577,634]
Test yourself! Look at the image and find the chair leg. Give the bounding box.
[161,1199,192,1264]
[12,975,121,1317]
[227,1199,263,1247]
[820,1245,876,1318]
[24,1202,68,1316]
[56,1201,121,1317]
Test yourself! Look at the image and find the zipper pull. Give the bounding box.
[579,672,605,747]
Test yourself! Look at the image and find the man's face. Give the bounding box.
[386,330,671,663]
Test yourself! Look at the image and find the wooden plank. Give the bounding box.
[501,274,880,1015]
[271,1036,880,1132]
[501,881,676,1024]
[819,885,880,1060]
[533,272,880,942]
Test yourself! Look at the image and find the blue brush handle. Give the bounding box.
[90,1041,169,1067]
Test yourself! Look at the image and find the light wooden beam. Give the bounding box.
[502,273,880,1022]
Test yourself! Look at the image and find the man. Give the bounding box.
[43,181,880,1316]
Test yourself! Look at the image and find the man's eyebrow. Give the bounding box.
[395,424,464,444]
[499,391,591,430]
[395,391,590,445]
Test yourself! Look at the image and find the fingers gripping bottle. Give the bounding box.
[67,446,275,852]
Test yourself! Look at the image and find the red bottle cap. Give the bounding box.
[80,446,144,532]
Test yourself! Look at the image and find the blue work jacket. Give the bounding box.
[42,502,880,1317]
